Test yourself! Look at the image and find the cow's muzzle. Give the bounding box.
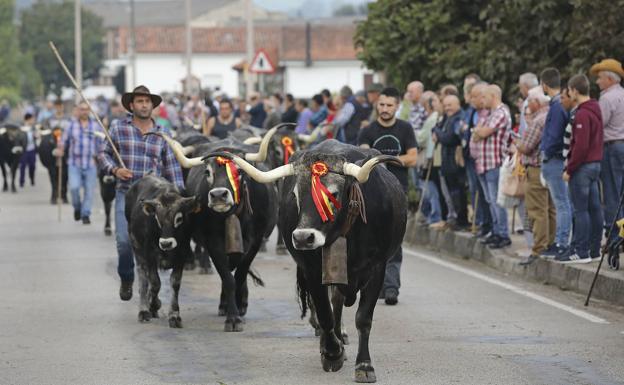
[159,237,178,251]
[208,187,234,212]
[292,228,326,250]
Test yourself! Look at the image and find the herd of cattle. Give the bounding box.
[1,121,407,383]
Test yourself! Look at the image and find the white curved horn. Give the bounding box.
[182,145,195,156]
[94,131,106,140]
[215,153,295,184]
[158,133,204,168]
[244,125,278,162]
[343,156,403,183]
[297,124,324,144]
[243,137,262,145]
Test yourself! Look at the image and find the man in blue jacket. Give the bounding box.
[539,68,572,258]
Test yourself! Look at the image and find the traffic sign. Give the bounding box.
[249,49,275,74]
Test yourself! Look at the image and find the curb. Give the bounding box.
[403,218,624,308]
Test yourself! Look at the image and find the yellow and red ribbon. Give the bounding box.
[216,156,240,204]
[310,161,341,222]
[281,136,295,165]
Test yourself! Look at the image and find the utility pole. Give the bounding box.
[74,0,82,102]
[245,0,254,98]
[129,0,137,89]
[185,0,192,95]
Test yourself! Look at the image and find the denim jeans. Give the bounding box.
[541,156,572,246]
[115,190,135,282]
[419,178,442,223]
[477,168,509,238]
[68,164,97,217]
[466,158,491,231]
[600,142,624,241]
[383,246,402,294]
[569,162,603,258]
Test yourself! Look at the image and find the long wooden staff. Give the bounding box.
[48,41,126,168]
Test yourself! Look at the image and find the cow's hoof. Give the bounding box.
[168,315,182,328]
[355,362,376,383]
[341,332,349,345]
[150,298,161,315]
[11,188,16,193]
[184,262,196,271]
[138,310,151,323]
[104,227,112,236]
[218,307,227,316]
[275,245,288,255]
[224,318,243,332]
[321,349,346,372]
[199,266,213,275]
[2,186,7,192]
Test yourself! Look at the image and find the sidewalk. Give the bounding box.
[403,218,624,307]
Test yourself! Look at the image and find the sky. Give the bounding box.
[15,0,373,19]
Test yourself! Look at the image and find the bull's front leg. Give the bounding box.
[10,162,18,193]
[147,261,161,318]
[168,260,184,328]
[103,199,112,236]
[306,269,345,373]
[136,263,151,323]
[208,247,243,332]
[330,286,348,345]
[353,264,385,383]
[1,162,7,191]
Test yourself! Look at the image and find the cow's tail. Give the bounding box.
[296,265,308,319]
[248,268,265,287]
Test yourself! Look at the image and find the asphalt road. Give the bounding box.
[1,168,624,385]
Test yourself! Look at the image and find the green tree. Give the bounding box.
[355,0,624,99]
[19,0,104,94]
[0,0,22,101]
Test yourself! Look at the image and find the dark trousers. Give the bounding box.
[443,170,469,226]
[47,162,68,201]
[19,150,36,187]
[383,186,408,294]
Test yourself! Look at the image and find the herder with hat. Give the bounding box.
[590,59,624,244]
[97,85,184,301]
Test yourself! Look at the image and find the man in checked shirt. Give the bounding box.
[98,85,184,301]
[515,87,554,265]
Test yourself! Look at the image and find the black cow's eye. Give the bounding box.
[174,212,183,228]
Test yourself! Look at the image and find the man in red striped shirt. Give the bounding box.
[471,85,512,249]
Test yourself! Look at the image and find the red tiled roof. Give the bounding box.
[116,23,358,62]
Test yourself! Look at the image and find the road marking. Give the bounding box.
[404,248,609,325]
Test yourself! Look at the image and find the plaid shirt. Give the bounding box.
[62,118,103,169]
[97,117,184,192]
[473,103,511,174]
[469,109,490,166]
[408,103,427,131]
[518,106,548,167]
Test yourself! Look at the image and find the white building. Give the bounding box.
[88,1,375,97]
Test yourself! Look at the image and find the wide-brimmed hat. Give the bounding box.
[589,58,624,78]
[121,85,162,112]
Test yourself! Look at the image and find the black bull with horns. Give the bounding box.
[206,139,407,383]
[156,133,277,332]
